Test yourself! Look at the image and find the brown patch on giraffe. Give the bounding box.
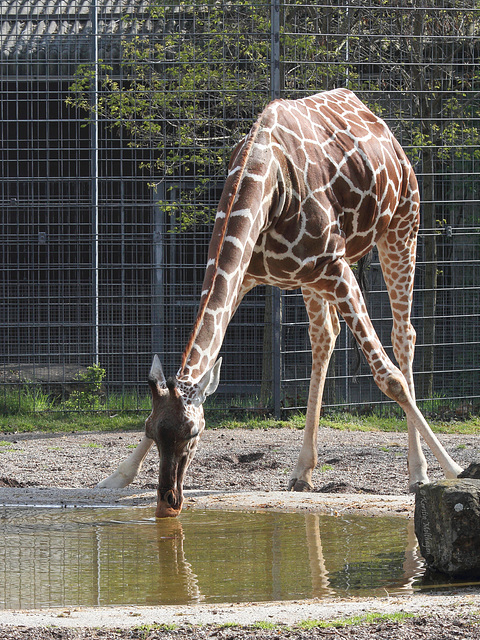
[306,158,337,189]
[266,255,302,278]
[345,232,374,263]
[361,341,376,356]
[356,195,381,232]
[334,280,349,300]
[247,249,268,280]
[329,129,357,156]
[265,235,290,256]
[187,349,201,368]
[336,178,366,216]
[323,100,349,121]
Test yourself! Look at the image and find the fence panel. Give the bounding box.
[0,0,478,418]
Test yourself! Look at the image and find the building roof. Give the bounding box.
[0,0,162,76]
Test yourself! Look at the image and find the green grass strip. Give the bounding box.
[297,612,416,629]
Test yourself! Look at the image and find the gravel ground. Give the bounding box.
[1,426,478,494]
[0,426,479,639]
[0,614,479,640]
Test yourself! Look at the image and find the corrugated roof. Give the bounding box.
[0,0,162,76]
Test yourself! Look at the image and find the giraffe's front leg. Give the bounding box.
[96,435,154,488]
[288,372,320,492]
[289,293,340,492]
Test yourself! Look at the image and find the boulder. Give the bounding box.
[414,479,480,578]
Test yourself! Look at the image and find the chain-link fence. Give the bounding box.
[1,1,479,417]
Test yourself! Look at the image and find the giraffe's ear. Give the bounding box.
[148,354,166,391]
[192,358,222,407]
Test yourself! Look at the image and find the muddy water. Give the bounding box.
[0,506,423,610]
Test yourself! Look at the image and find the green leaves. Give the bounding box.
[66,0,319,229]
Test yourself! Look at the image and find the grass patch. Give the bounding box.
[298,612,416,629]
[0,386,56,414]
[251,621,279,630]
[319,463,334,472]
[206,410,480,436]
[135,623,178,636]
[0,399,478,436]
[0,411,145,435]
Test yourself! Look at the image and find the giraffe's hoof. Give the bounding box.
[288,479,314,492]
[408,481,425,495]
[458,462,480,479]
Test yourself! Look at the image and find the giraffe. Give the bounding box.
[98,88,463,516]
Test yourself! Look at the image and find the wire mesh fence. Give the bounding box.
[1,1,479,418]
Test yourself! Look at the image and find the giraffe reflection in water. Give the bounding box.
[0,507,425,608]
[150,512,425,602]
[152,517,203,604]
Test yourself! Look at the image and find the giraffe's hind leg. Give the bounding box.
[289,290,340,492]
[376,198,430,487]
[313,257,462,486]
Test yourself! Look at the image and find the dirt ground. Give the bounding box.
[1,426,479,494]
[0,426,479,639]
[0,614,479,640]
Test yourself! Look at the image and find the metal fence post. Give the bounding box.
[90,0,99,365]
[271,0,281,100]
[152,185,165,359]
[271,0,282,418]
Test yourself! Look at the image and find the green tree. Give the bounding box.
[68,0,272,229]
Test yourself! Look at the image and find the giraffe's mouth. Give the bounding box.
[155,487,183,518]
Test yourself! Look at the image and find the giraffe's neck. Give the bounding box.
[178,123,279,383]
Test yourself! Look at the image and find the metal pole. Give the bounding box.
[91,0,99,365]
[271,0,282,418]
[271,0,281,101]
[152,186,165,359]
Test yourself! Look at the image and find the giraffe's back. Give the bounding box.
[247,89,418,287]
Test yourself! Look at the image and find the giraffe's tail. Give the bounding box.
[352,251,372,376]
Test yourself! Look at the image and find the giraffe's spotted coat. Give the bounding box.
[181,89,418,386]
[100,89,462,516]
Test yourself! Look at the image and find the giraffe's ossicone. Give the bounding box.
[98,89,463,517]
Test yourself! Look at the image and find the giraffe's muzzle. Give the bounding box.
[155,487,183,518]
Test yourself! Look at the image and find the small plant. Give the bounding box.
[252,621,278,630]
[319,463,334,473]
[135,623,178,635]
[63,364,106,411]
[218,623,239,629]
[298,612,416,629]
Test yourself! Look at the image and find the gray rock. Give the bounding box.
[414,479,480,578]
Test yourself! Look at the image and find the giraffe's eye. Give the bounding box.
[186,428,199,441]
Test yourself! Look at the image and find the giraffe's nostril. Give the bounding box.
[164,490,176,507]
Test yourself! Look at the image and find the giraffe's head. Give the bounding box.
[145,355,222,517]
